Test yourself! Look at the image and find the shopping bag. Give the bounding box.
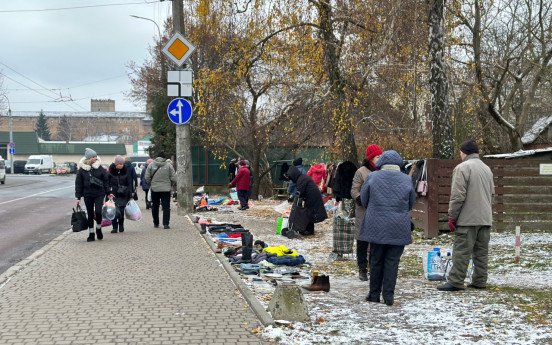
[101,218,112,227]
[71,205,88,232]
[125,199,142,221]
[102,199,117,220]
[288,193,310,234]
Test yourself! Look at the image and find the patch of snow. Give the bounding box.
[521,115,552,144]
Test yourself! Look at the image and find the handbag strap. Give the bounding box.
[150,166,162,183]
[421,159,427,181]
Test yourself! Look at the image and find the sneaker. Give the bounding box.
[164,225,170,229]
[437,283,465,291]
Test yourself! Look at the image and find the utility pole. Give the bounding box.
[172,0,194,213]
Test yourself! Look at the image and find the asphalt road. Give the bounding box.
[0,174,76,274]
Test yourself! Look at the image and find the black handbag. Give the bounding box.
[71,205,88,232]
[288,192,310,234]
[89,172,104,188]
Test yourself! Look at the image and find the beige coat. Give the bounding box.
[448,154,495,226]
[350,166,372,239]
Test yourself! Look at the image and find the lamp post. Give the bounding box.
[130,15,166,82]
[1,94,13,174]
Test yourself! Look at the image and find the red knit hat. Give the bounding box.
[365,144,383,160]
[239,159,247,166]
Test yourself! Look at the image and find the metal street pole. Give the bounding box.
[130,15,166,83]
[172,0,194,214]
[1,94,13,174]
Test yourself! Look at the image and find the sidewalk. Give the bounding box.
[0,200,264,345]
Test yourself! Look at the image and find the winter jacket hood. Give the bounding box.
[376,150,403,169]
[287,165,302,183]
[78,156,102,171]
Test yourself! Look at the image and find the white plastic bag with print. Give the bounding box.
[125,199,142,221]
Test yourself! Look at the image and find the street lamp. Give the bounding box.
[130,15,166,82]
[1,94,13,174]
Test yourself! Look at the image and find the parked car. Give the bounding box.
[0,157,5,184]
[12,160,27,174]
[64,162,77,174]
[55,163,69,175]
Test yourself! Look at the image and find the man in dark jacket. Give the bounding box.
[360,150,416,306]
[286,165,327,235]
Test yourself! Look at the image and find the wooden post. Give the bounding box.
[514,225,521,263]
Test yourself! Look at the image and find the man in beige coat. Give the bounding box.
[438,139,495,291]
[351,144,382,281]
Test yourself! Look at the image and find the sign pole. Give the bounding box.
[172,0,194,214]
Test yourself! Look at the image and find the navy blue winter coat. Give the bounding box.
[360,150,416,246]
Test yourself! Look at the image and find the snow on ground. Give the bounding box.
[194,199,552,345]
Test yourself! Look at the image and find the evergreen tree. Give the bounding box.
[35,110,51,141]
[149,94,175,158]
[57,115,71,142]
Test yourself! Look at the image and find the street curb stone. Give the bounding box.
[189,216,275,326]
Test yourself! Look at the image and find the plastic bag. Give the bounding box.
[102,200,117,221]
[125,199,142,221]
[101,218,112,227]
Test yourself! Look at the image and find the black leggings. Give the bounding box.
[83,195,103,229]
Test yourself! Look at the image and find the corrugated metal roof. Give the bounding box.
[484,147,552,159]
[0,131,40,154]
[0,131,126,155]
[11,110,152,120]
[522,115,552,144]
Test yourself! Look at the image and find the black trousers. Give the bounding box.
[368,243,404,302]
[357,240,370,269]
[151,191,171,226]
[237,189,249,208]
[111,205,125,229]
[83,195,103,229]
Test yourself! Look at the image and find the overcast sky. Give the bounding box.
[0,0,172,113]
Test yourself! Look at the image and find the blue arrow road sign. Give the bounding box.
[9,147,14,155]
[167,98,192,125]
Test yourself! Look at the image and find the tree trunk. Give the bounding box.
[428,0,453,159]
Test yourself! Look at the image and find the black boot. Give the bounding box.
[111,225,118,233]
[119,224,124,232]
[87,232,95,242]
[359,268,368,281]
[96,228,103,240]
[240,232,254,263]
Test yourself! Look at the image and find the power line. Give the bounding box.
[0,1,159,13]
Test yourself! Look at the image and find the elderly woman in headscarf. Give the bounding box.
[75,148,109,242]
[360,150,416,306]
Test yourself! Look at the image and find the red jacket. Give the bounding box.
[230,166,251,191]
[307,163,327,187]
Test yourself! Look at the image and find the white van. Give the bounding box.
[0,156,5,184]
[25,155,54,174]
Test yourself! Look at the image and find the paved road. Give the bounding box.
[0,198,264,344]
[0,174,75,274]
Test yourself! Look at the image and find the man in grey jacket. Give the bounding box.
[438,139,495,291]
[145,153,177,229]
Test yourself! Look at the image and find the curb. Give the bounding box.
[187,215,275,327]
[0,228,72,288]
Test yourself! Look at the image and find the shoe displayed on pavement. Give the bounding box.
[467,284,486,289]
[437,283,465,291]
[86,233,95,242]
[164,225,170,229]
[302,274,330,292]
[96,228,103,240]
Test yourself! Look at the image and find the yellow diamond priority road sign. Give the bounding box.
[162,33,196,67]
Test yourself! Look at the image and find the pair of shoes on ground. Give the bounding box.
[87,229,103,242]
[154,224,170,229]
[110,226,124,233]
[365,296,394,306]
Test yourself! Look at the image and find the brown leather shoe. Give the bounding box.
[302,275,330,292]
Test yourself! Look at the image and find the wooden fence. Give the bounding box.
[412,158,552,238]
